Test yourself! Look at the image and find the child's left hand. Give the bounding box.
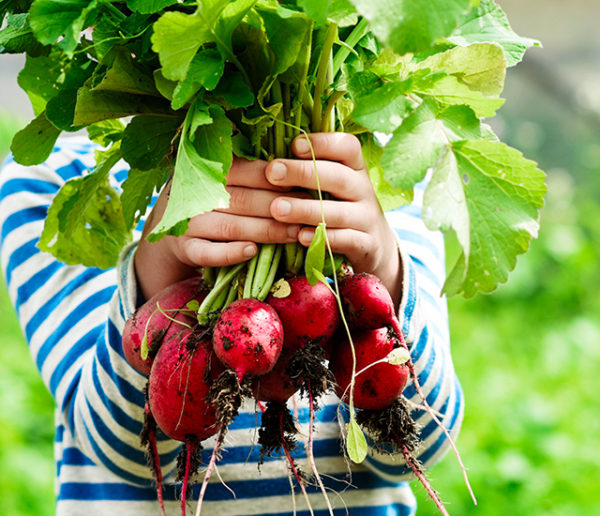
[266,133,402,307]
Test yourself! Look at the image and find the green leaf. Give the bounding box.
[121,165,170,228]
[93,49,160,96]
[305,222,326,286]
[413,73,504,118]
[148,103,232,240]
[449,0,540,67]
[73,83,172,125]
[298,0,357,26]
[121,115,181,170]
[171,48,225,110]
[0,13,48,54]
[39,144,131,268]
[45,88,83,131]
[415,42,506,96]
[258,3,312,80]
[437,139,546,297]
[381,101,480,193]
[362,134,411,211]
[348,70,413,133]
[151,0,257,81]
[347,0,471,54]
[346,418,367,463]
[10,111,61,166]
[126,0,176,14]
[29,0,97,49]
[86,119,125,146]
[212,70,255,108]
[16,54,62,115]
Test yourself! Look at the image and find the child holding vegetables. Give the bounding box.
[0,131,463,515]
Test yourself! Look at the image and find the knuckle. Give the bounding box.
[218,220,241,241]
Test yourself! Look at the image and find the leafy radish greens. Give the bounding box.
[1,0,545,298]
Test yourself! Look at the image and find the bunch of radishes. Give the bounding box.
[122,269,449,516]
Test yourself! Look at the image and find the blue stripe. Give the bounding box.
[402,260,417,335]
[83,392,152,469]
[102,318,146,407]
[32,285,113,368]
[55,159,90,182]
[5,237,39,285]
[49,326,101,398]
[400,231,443,261]
[408,326,429,365]
[58,469,408,503]
[403,343,437,401]
[17,261,63,308]
[62,446,96,467]
[411,256,443,290]
[1,205,47,240]
[79,408,154,486]
[0,177,59,198]
[92,355,144,434]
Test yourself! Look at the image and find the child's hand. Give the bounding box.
[266,133,402,306]
[135,158,300,301]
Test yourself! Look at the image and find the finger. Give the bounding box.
[187,211,300,243]
[218,186,283,218]
[292,133,366,171]
[298,227,377,267]
[270,197,375,231]
[228,157,291,191]
[265,158,373,201]
[176,238,258,268]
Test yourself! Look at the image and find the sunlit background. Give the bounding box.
[1,1,599,514]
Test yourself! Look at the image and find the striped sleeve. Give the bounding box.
[0,140,180,486]
[361,182,464,481]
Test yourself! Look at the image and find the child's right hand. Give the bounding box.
[134,158,301,301]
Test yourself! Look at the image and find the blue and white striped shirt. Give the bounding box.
[0,137,463,516]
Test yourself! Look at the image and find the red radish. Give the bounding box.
[266,276,340,353]
[148,326,222,442]
[253,348,300,404]
[123,276,207,375]
[339,272,395,330]
[212,298,284,381]
[330,327,409,410]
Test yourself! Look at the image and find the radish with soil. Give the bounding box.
[146,323,224,515]
[122,276,207,375]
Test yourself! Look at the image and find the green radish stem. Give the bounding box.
[251,244,276,298]
[332,18,370,77]
[312,23,338,132]
[257,244,283,300]
[197,263,245,324]
[243,254,259,299]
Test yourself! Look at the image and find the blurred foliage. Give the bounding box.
[1,60,600,515]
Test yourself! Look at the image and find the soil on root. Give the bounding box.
[258,401,298,461]
[287,341,334,410]
[355,396,420,455]
[208,368,252,439]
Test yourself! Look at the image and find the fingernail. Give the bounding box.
[269,162,286,181]
[243,245,256,257]
[287,225,299,239]
[299,228,315,245]
[294,137,310,155]
[277,199,291,216]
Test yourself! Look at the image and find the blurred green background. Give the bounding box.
[1,1,599,514]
